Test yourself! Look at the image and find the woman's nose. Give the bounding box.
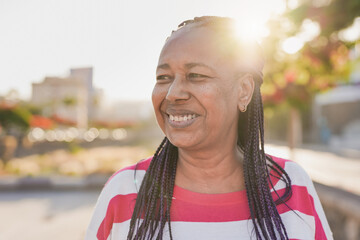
[165,75,190,102]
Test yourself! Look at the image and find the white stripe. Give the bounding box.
[84,228,98,240]
[111,211,315,239]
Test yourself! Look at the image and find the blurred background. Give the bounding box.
[0,0,359,239]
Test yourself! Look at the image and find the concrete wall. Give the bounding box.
[321,101,360,135]
[315,182,360,240]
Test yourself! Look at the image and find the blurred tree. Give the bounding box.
[287,0,360,38]
[62,96,77,106]
[24,103,42,116]
[261,0,359,150]
[0,106,31,134]
[0,106,31,164]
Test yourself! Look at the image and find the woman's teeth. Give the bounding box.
[169,114,196,122]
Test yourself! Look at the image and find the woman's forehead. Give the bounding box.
[158,25,249,71]
[161,23,264,77]
[161,27,232,58]
[163,26,217,50]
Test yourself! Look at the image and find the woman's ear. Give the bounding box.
[237,73,255,112]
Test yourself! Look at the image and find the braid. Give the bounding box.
[239,80,291,240]
[127,137,178,240]
[128,16,292,240]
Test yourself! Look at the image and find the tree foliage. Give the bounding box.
[261,0,359,110]
[0,107,31,135]
[287,0,360,38]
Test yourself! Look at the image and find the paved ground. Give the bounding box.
[0,190,100,240]
[0,144,359,240]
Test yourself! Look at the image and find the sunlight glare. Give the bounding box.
[282,37,304,54]
[234,20,262,44]
[233,0,286,43]
[298,19,321,42]
[339,17,360,42]
[269,0,287,15]
[281,19,319,54]
[287,0,300,9]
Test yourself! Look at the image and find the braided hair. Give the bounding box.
[127,16,292,240]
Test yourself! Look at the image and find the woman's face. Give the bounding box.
[152,25,247,150]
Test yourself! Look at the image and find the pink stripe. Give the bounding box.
[275,186,314,215]
[96,193,137,240]
[171,186,315,222]
[173,184,248,205]
[97,185,316,231]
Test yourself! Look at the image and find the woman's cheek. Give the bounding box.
[152,86,164,107]
[154,84,170,98]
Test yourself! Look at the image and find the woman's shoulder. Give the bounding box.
[268,154,292,166]
[85,157,153,239]
[268,154,314,188]
[269,154,308,173]
[269,155,333,239]
[105,156,153,187]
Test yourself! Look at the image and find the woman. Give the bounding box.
[86,16,332,240]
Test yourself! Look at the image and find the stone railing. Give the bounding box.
[315,182,360,240]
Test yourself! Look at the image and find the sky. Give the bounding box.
[0,0,287,102]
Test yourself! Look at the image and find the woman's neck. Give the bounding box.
[175,145,245,194]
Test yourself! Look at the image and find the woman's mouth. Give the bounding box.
[166,113,198,128]
[169,114,196,122]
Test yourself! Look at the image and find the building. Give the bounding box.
[31,67,94,129]
[313,60,360,151]
[313,83,360,150]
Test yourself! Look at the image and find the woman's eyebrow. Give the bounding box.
[157,63,170,70]
[157,62,215,72]
[185,62,215,71]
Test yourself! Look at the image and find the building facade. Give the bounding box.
[31,67,94,129]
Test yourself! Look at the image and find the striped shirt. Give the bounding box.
[85,156,333,240]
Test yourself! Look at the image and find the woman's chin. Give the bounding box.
[166,133,200,149]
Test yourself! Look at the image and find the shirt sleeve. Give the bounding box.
[292,161,334,240]
[84,166,143,240]
[85,178,117,240]
[307,180,334,240]
[275,159,334,240]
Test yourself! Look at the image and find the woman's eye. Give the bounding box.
[156,75,172,81]
[188,73,209,79]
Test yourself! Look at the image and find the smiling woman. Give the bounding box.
[85,16,333,240]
